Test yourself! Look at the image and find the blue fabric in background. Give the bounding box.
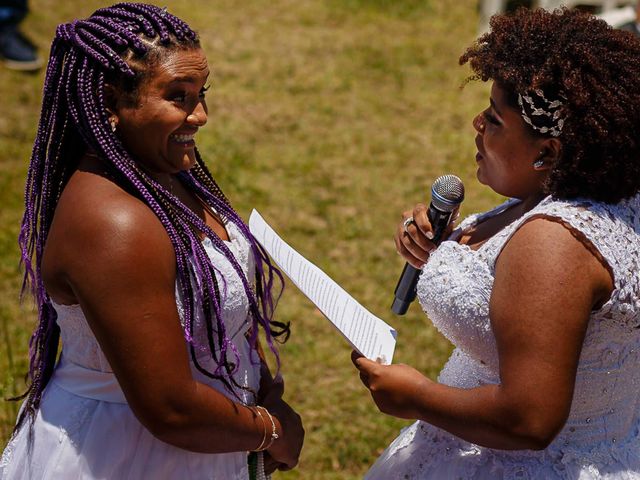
[0,1,27,28]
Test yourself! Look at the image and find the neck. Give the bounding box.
[520,191,547,213]
[134,164,176,193]
[151,172,175,192]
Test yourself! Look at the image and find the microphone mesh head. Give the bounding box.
[431,175,465,212]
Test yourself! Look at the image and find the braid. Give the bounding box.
[186,156,289,343]
[16,2,284,433]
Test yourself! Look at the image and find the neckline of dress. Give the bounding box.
[449,195,552,251]
[472,197,521,226]
[471,195,553,229]
[202,221,240,247]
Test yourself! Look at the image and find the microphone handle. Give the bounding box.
[427,204,455,245]
[391,206,455,315]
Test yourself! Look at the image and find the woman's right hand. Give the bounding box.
[395,203,459,268]
[395,203,438,268]
[261,377,305,471]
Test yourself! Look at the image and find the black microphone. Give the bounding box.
[391,174,465,315]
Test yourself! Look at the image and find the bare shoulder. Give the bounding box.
[496,216,613,309]
[43,166,175,301]
[500,216,606,268]
[60,170,170,255]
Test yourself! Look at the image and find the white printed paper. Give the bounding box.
[249,210,397,364]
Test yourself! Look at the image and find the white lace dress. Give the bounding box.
[0,221,261,479]
[366,194,640,479]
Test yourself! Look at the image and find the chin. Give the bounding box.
[476,168,488,186]
[177,155,196,171]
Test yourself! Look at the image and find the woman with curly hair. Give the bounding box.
[0,3,303,479]
[353,7,640,479]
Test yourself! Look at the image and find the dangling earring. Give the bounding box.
[110,117,117,133]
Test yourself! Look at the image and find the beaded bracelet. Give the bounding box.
[257,451,270,480]
[248,451,271,480]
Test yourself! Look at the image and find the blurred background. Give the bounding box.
[0,1,635,478]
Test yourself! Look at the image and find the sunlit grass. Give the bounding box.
[0,1,503,478]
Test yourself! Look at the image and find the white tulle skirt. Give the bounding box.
[365,413,640,479]
[0,355,258,479]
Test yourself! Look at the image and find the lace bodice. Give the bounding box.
[54,220,255,374]
[417,194,640,450]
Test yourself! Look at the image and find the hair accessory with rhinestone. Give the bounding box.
[517,88,566,137]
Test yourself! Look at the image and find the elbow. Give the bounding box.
[146,411,193,448]
[493,387,570,450]
[516,429,557,451]
[132,401,198,450]
[506,412,566,450]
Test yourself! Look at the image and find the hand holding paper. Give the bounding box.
[249,210,397,364]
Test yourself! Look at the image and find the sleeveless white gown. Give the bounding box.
[0,221,261,479]
[366,194,640,479]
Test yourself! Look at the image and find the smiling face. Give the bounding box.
[473,82,551,199]
[112,47,210,177]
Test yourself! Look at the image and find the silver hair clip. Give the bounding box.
[517,89,566,137]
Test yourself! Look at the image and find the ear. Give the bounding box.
[103,83,122,133]
[534,137,562,171]
[103,82,119,115]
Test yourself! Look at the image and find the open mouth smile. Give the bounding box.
[169,133,196,144]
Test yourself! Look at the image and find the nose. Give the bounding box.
[472,113,485,134]
[187,100,207,127]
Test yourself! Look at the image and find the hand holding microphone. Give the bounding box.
[391,175,465,315]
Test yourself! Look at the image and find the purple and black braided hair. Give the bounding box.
[16,2,286,431]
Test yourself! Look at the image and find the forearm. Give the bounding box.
[136,380,279,454]
[412,379,560,450]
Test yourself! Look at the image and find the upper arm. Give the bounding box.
[60,192,197,430]
[490,217,613,436]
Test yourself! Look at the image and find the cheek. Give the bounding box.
[484,133,522,169]
[483,130,505,156]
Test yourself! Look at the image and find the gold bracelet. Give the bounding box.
[250,406,268,452]
[256,406,279,451]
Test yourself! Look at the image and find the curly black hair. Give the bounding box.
[460,7,640,203]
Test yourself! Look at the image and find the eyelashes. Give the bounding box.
[483,109,500,126]
[171,83,211,103]
[199,83,211,98]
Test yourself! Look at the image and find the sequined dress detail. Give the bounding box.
[366,194,640,479]
[0,221,259,480]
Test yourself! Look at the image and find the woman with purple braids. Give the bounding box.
[0,3,304,479]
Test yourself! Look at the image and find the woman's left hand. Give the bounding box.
[262,452,283,476]
[257,375,290,474]
[256,362,292,473]
[351,351,430,420]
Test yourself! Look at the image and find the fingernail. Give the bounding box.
[426,231,434,240]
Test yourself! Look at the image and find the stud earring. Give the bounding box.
[532,150,545,169]
[109,117,117,133]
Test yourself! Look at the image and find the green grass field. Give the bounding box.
[0,1,504,478]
